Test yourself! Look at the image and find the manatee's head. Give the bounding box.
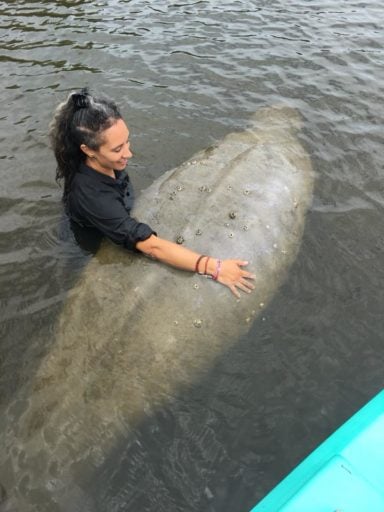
[248,105,303,135]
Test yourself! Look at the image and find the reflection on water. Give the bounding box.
[0,1,383,510]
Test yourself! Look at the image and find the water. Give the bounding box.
[0,0,383,510]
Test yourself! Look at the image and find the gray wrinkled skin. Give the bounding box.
[1,107,313,510]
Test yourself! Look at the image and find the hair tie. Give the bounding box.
[71,89,90,109]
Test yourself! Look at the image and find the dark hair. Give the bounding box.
[49,88,122,201]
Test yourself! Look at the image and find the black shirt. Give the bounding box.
[67,163,155,251]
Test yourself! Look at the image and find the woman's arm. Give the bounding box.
[136,234,255,298]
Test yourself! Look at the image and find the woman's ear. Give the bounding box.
[80,144,95,158]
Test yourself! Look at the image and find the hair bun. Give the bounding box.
[71,89,90,109]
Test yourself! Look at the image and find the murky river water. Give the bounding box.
[1,1,383,511]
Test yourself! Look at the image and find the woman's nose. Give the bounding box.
[124,145,133,159]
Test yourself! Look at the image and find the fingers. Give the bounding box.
[228,277,255,299]
[238,280,254,294]
[229,281,253,298]
[235,260,249,267]
[241,270,256,280]
[220,259,256,298]
[233,261,256,280]
[241,278,255,291]
[230,285,241,299]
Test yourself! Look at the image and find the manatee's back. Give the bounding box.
[46,105,314,412]
[50,105,314,403]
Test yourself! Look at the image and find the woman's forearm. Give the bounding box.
[136,234,255,298]
[136,235,204,272]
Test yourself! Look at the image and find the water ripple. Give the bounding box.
[1,1,384,510]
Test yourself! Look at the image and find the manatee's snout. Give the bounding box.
[249,105,303,132]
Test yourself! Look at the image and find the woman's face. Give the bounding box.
[84,118,133,174]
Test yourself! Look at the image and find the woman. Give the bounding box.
[50,88,255,297]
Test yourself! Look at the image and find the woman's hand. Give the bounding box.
[137,236,255,298]
[217,259,255,298]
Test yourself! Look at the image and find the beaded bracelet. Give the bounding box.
[211,259,222,281]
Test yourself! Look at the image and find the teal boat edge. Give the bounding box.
[250,389,384,512]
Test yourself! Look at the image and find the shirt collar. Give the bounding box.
[79,163,127,184]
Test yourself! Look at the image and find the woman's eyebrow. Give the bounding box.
[111,138,129,151]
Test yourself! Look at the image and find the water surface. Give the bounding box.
[1,1,384,510]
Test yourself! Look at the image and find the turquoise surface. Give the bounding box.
[251,390,384,511]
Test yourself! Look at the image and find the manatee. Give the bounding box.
[0,106,313,510]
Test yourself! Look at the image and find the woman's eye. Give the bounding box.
[113,140,129,153]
